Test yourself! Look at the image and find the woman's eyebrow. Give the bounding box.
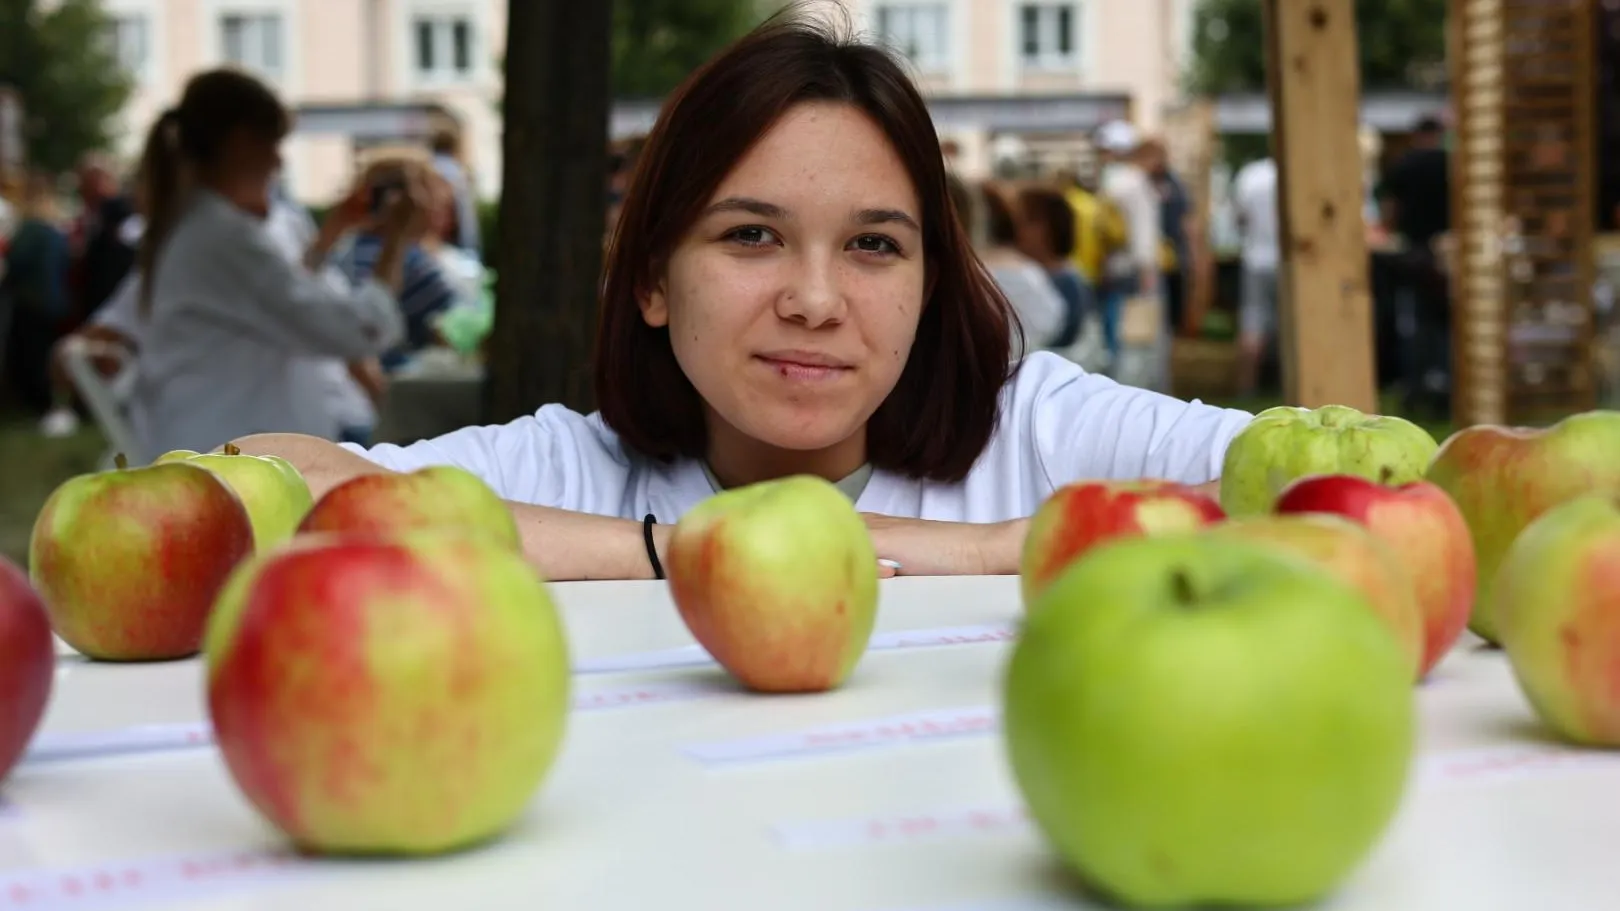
[856,208,920,231]
[705,196,787,219]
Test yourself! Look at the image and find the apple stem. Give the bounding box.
[223,442,241,456]
[114,453,128,470]
[1170,568,1196,605]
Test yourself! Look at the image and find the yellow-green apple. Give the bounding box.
[1493,495,1620,746]
[30,459,254,660]
[204,531,570,855]
[1204,514,1425,678]
[1427,411,1620,644]
[152,450,201,464]
[159,444,314,552]
[1006,534,1414,907]
[298,466,519,551]
[0,556,54,785]
[666,475,878,693]
[1220,405,1438,517]
[1019,480,1225,609]
[1275,475,1476,678]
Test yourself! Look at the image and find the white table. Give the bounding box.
[9,576,1620,910]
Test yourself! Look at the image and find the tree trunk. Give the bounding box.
[485,0,613,422]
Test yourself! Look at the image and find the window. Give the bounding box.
[874,3,950,73]
[106,15,149,76]
[413,14,474,82]
[1018,3,1079,70]
[220,13,283,78]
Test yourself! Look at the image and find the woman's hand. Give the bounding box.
[861,514,1027,578]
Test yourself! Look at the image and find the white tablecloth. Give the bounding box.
[15,577,1619,909]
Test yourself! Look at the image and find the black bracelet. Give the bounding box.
[643,513,665,580]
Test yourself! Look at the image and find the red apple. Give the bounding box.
[1206,514,1426,680]
[205,532,571,854]
[298,466,520,551]
[1276,475,1476,677]
[0,556,53,786]
[30,459,254,660]
[1020,480,1226,607]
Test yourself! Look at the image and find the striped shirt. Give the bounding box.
[335,234,458,366]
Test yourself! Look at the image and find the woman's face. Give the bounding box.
[640,102,927,457]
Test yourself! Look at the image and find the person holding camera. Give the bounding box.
[125,67,411,456]
[327,156,460,372]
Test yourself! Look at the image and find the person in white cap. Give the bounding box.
[1092,120,1165,389]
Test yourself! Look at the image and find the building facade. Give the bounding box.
[99,0,506,204]
[95,0,1197,202]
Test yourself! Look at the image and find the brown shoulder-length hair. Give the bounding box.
[594,9,1019,483]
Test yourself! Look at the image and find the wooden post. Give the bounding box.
[485,0,613,422]
[1262,0,1378,412]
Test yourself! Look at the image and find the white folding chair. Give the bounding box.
[59,335,147,468]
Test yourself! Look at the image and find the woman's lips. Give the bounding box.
[755,354,853,382]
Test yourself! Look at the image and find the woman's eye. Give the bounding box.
[725,226,778,247]
[851,234,902,256]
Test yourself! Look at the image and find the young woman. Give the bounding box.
[128,67,423,455]
[236,16,1253,579]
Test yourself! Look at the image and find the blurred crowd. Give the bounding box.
[0,68,491,458]
[0,60,1451,460]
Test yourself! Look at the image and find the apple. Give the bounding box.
[666,475,878,693]
[1019,480,1225,608]
[1204,514,1425,678]
[1219,405,1439,517]
[1426,411,1620,644]
[159,444,314,552]
[1276,475,1476,677]
[1493,495,1620,746]
[0,556,54,786]
[30,457,254,660]
[298,465,520,551]
[204,531,571,855]
[1006,534,1414,907]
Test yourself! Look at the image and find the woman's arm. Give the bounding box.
[231,433,668,581]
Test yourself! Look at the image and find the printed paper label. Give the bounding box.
[23,723,213,765]
[682,706,999,765]
[0,849,303,910]
[774,805,1030,850]
[576,622,1017,676]
[22,682,722,766]
[1416,743,1620,786]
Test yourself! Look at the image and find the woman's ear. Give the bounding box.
[638,278,670,327]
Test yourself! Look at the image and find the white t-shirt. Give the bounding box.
[341,352,1253,524]
[1233,158,1280,272]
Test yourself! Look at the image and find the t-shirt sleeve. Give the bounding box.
[337,404,623,509]
[1020,353,1254,486]
[223,220,406,360]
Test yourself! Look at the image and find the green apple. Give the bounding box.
[1426,411,1620,643]
[205,530,571,855]
[1219,405,1438,517]
[165,444,314,551]
[1494,495,1620,745]
[1005,534,1414,907]
[298,465,520,551]
[666,475,878,693]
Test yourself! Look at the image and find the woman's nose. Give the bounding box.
[775,251,845,327]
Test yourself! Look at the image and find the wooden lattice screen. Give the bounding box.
[1450,0,1597,426]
